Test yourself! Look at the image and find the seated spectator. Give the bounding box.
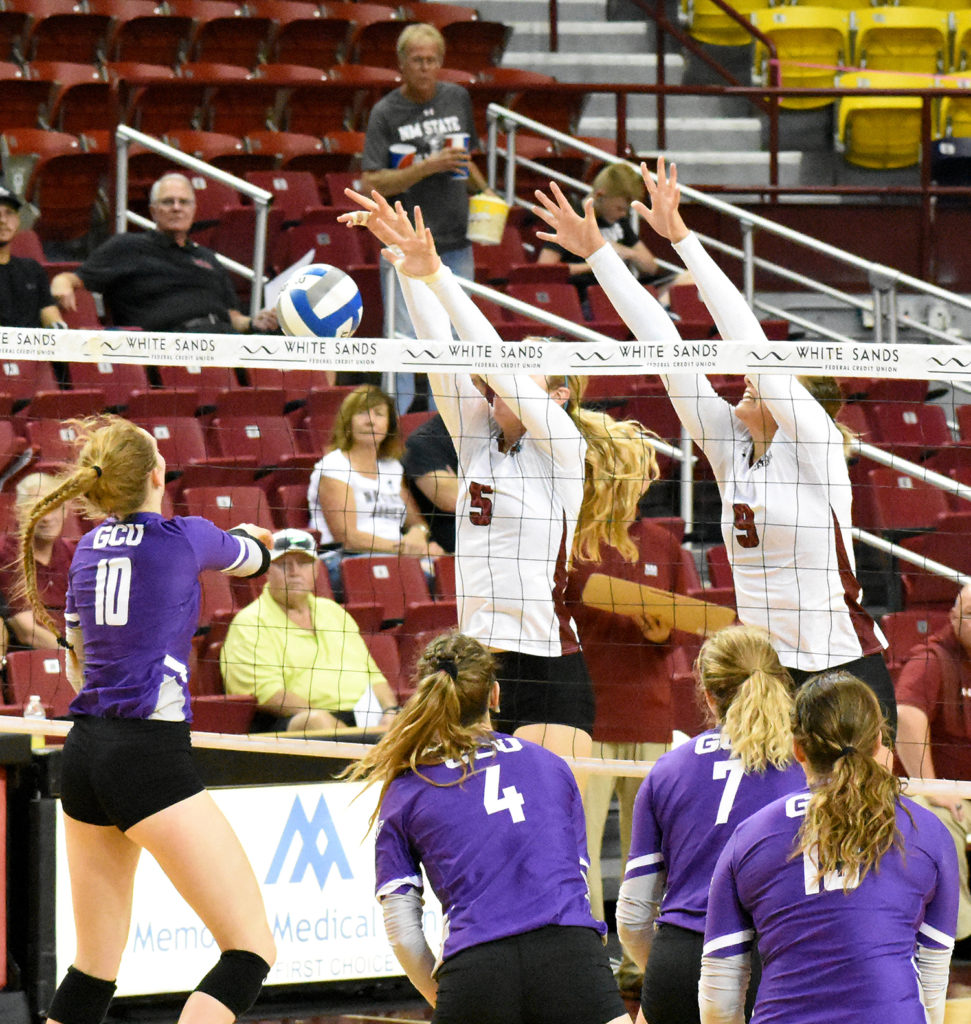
[0,472,75,650]
[50,172,278,334]
[401,412,458,554]
[220,528,399,732]
[0,184,64,329]
[537,163,691,311]
[308,385,444,593]
[896,581,971,959]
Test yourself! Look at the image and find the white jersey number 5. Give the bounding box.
[483,763,526,823]
[712,758,744,825]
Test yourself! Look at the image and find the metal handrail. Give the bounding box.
[113,124,273,319]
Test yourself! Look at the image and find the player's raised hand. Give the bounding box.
[633,157,689,245]
[531,181,604,260]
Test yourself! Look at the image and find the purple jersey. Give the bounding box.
[704,793,958,1024]
[65,513,258,720]
[625,729,805,932]
[374,733,603,961]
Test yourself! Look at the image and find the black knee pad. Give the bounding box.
[46,966,116,1024]
[195,949,270,1018]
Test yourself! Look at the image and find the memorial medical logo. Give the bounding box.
[266,793,353,887]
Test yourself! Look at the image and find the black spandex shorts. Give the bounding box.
[642,922,762,1024]
[433,925,626,1024]
[491,650,595,735]
[61,716,205,832]
[789,651,897,741]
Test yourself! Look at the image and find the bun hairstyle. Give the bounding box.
[791,671,904,889]
[348,630,498,826]
[697,624,795,773]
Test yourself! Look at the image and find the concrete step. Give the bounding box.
[501,51,683,84]
[585,92,752,119]
[475,0,608,22]
[504,19,652,56]
[653,149,805,186]
[580,113,761,151]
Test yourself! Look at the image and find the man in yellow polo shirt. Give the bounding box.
[221,529,399,732]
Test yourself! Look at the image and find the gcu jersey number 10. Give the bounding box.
[94,557,132,626]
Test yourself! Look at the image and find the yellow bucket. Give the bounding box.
[466,193,510,245]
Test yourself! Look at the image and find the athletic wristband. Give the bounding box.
[401,261,447,284]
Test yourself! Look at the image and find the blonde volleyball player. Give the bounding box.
[701,672,956,1024]
[531,161,896,740]
[21,418,276,1024]
[341,190,655,792]
[616,626,804,1024]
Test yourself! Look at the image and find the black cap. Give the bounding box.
[0,184,22,212]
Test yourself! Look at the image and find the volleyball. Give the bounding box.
[276,263,363,338]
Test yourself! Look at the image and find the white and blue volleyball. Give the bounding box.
[276,263,363,338]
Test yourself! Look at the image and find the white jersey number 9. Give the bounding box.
[483,763,526,823]
[94,556,132,626]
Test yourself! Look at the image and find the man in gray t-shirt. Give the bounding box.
[362,22,493,411]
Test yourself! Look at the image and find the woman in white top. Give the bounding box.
[307,385,444,594]
[339,194,655,792]
[531,159,895,738]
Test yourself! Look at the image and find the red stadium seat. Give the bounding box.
[101,4,194,66]
[705,543,733,589]
[341,556,432,626]
[245,370,331,404]
[363,631,401,694]
[0,75,57,128]
[134,416,210,475]
[65,362,150,410]
[898,531,971,608]
[213,386,287,417]
[155,365,243,411]
[244,170,322,226]
[864,401,953,459]
[868,466,949,534]
[182,485,275,532]
[189,693,257,733]
[270,482,311,530]
[880,608,950,666]
[279,219,369,273]
[208,414,299,465]
[264,7,353,69]
[26,149,108,242]
[6,649,75,717]
[28,61,115,135]
[440,20,510,72]
[0,360,59,406]
[22,0,112,64]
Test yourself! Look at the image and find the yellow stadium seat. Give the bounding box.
[751,7,850,108]
[682,0,770,47]
[852,7,951,74]
[836,69,937,168]
[952,9,971,69]
[937,72,971,135]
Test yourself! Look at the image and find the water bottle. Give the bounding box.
[23,694,46,750]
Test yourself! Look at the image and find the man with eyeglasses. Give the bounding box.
[362,22,493,412]
[51,172,278,334]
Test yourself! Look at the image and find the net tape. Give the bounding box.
[7,327,971,380]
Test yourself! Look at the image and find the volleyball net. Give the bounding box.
[2,325,971,799]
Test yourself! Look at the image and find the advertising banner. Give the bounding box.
[54,782,442,996]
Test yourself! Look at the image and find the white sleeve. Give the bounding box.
[381,889,438,1006]
[916,943,951,1024]
[671,232,764,346]
[748,373,838,452]
[483,372,585,469]
[586,241,738,464]
[698,953,750,1024]
[615,870,666,971]
[397,268,490,449]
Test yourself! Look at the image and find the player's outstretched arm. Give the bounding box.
[531,183,605,260]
